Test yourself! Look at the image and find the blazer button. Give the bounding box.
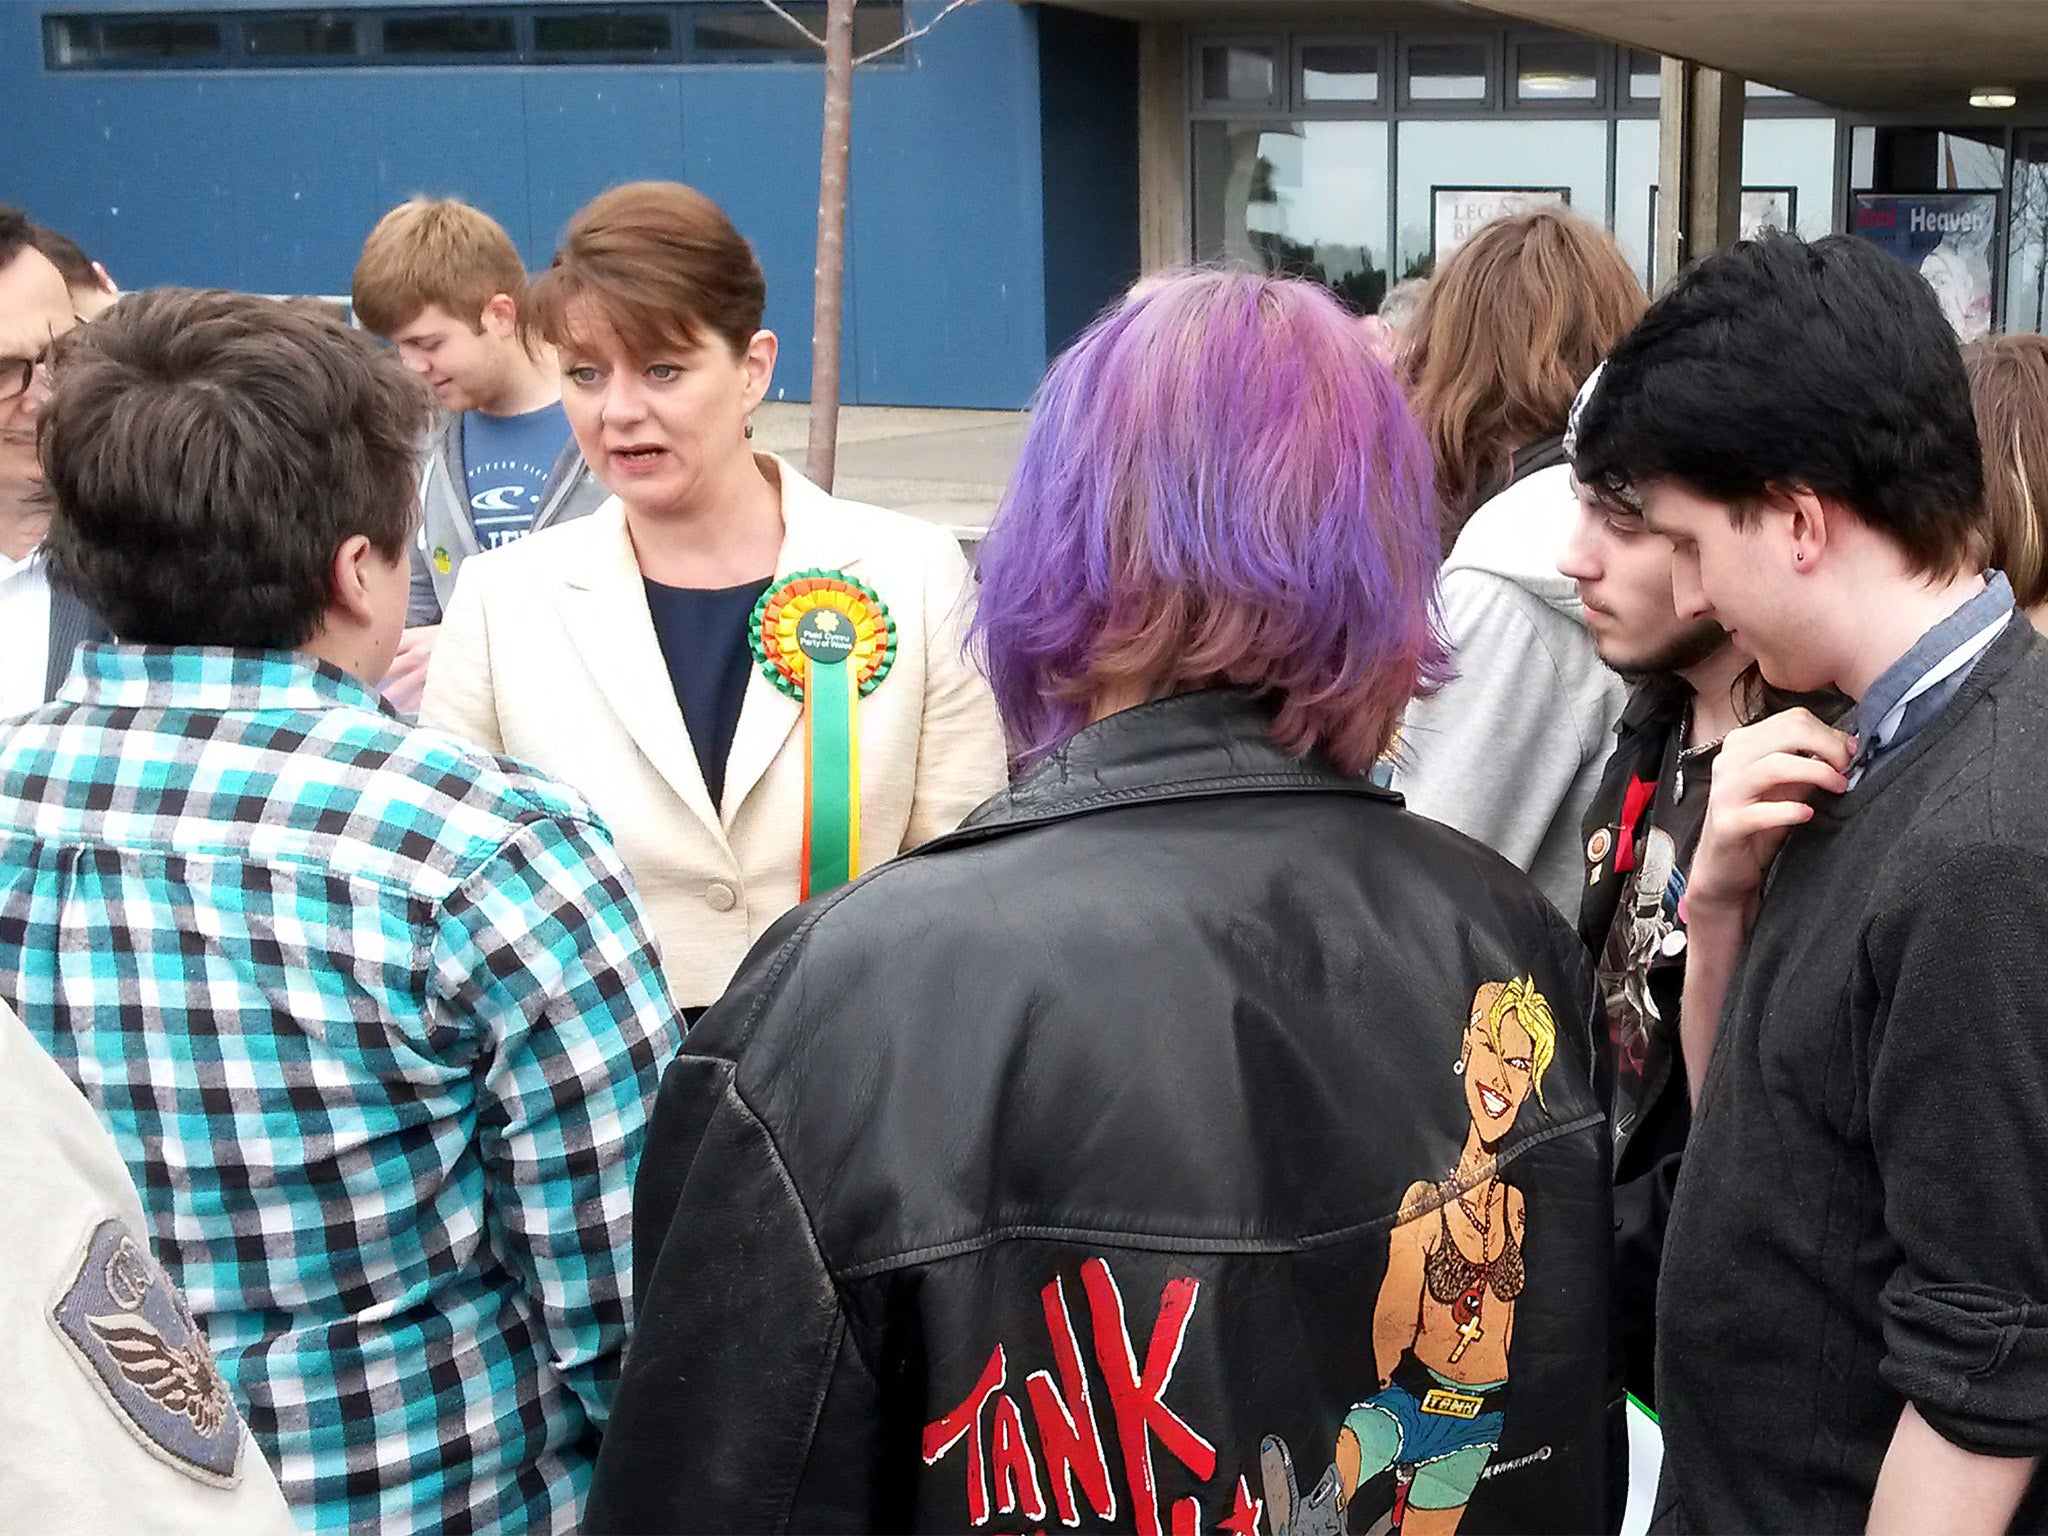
[705,880,739,913]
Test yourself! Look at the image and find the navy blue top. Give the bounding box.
[643,576,772,809]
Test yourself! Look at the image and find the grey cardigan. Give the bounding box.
[407,412,611,626]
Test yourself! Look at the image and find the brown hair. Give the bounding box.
[351,196,533,343]
[0,205,32,271]
[1965,333,2048,609]
[531,181,765,360]
[40,288,430,648]
[29,224,99,292]
[1404,209,1647,550]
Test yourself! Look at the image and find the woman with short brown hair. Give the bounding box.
[1405,209,1647,552]
[1965,332,2048,628]
[1388,210,1647,914]
[422,181,1007,1010]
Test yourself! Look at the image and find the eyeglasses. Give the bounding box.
[0,348,53,407]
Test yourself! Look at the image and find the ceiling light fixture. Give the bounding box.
[1971,87,2019,109]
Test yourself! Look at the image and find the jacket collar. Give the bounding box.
[59,642,387,716]
[1614,675,1690,741]
[925,689,1395,850]
[555,454,864,841]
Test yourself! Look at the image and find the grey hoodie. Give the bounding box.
[407,411,610,626]
[1390,461,1629,916]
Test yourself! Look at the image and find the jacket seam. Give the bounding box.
[778,1258,851,1530]
[932,774,1397,851]
[831,1109,1607,1281]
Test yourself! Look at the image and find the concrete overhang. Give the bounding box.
[1039,0,2048,117]
[1446,0,2048,113]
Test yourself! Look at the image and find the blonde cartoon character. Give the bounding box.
[1265,978,1557,1536]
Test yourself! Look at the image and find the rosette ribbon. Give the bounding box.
[749,570,897,898]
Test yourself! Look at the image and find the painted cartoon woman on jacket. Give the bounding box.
[1266,977,1558,1536]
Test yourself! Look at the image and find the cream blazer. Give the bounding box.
[421,455,1009,1008]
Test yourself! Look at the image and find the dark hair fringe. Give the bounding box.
[1572,231,1987,577]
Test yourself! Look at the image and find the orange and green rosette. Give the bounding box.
[750,570,897,898]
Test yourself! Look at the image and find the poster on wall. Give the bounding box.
[1850,191,2000,340]
[1647,186,1798,252]
[1432,187,1570,263]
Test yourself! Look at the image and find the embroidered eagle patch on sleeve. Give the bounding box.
[48,1217,245,1486]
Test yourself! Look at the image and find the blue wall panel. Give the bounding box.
[677,63,830,405]
[230,73,534,292]
[840,3,1048,408]
[523,72,688,254]
[0,2,1053,407]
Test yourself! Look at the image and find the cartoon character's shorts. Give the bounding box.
[1343,1354,1506,1511]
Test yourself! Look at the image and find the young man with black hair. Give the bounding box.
[1574,231,2048,1532]
[1556,402,1751,1415]
[0,288,684,1532]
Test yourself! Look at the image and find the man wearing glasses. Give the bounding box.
[0,204,105,717]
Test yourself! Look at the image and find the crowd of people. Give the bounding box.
[3,178,2048,1536]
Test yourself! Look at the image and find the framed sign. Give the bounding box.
[1646,186,1798,256]
[1850,190,2000,340]
[1432,186,1570,263]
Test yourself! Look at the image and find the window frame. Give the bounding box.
[40,3,911,71]
[374,9,522,64]
[528,6,680,65]
[1292,35,1389,118]
[1506,29,1607,112]
[1188,36,1287,116]
[237,10,375,66]
[47,11,230,70]
[1398,33,1498,115]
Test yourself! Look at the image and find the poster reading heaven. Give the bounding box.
[1851,192,1999,341]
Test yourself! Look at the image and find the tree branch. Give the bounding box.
[854,0,982,65]
[757,0,827,48]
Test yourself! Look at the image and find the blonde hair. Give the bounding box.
[351,196,534,345]
[1964,334,2048,609]
[1405,210,1646,552]
[1470,976,1558,1109]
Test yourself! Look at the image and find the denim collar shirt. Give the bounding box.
[0,645,684,1534]
[1845,569,2015,788]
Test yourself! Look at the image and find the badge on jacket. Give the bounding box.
[751,570,897,898]
[1586,827,1613,884]
[48,1217,245,1486]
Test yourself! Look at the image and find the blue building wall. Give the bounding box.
[1036,9,1138,359]
[0,0,1074,408]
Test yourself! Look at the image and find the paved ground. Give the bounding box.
[753,402,1026,536]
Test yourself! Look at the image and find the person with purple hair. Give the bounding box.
[583,269,1616,1536]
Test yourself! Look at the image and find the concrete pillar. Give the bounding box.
[1654,57,1745,290]
[1138,24,1189,272]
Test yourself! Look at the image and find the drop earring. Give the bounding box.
[744,417,755,440]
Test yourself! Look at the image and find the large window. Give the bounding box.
[1194,119,1391,311]
[1191,23,1839,314]
[2010,132,2048,333]
[1394,118,1608,274]
[43,5,907,68]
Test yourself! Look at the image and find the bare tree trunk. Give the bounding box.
[806,0,855,491]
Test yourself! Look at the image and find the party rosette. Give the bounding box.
[750,570,897,897]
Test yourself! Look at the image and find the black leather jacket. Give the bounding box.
[585,690,1619,1535]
